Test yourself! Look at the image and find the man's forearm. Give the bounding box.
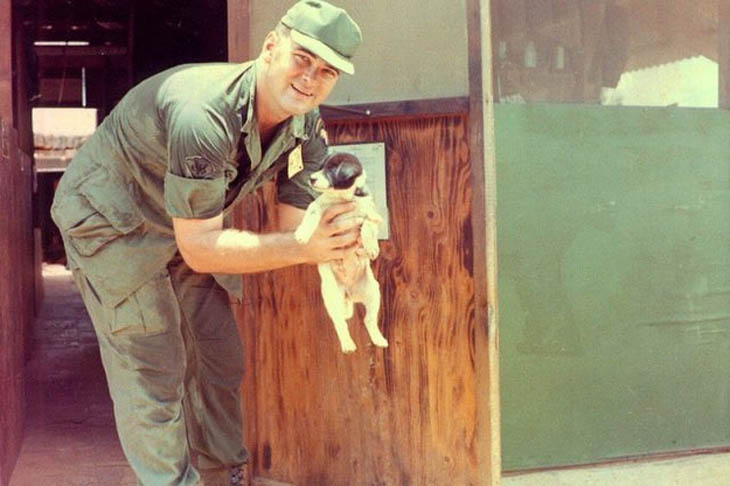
[180,228,308,274]
[172,201,360,273]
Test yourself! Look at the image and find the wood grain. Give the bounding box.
[0,0,11,125]
[228,0,251,63]
[234,115,480,485]
[320,97,469,123]
[0,120,34,486]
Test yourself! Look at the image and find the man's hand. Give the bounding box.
[300,202,362,264]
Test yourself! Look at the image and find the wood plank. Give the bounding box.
[228,0,251,62]
[466,0,501,485]
[233,188,273,477]
[320,97,469,122]
[575,1,608,101]
[720,0,730,108]
[13,13,33,154]
[234,114,478,485]
[0,0,12,124]
[228,0,255,469]
[34,45,128,57]
[0,120,33,486]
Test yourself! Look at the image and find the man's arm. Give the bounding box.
[172,202,360,274]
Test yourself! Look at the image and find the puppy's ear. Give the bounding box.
[326,153,364,189]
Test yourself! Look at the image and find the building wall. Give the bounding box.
[497,104,730,470]
[247,0,469,104]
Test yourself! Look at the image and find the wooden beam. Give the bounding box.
[720,0,730,108]
[575,0,608,102]
[13,11,33,155]
[320,97,469,123]
[466,0,501,485]
[228,0,251,62]
[33,45,128,57]
[0,0,12,124]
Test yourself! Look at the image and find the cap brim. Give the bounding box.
[289,29,355,75]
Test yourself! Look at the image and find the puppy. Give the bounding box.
[294,152,388,353]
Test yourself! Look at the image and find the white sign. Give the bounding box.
[329,142,389,240]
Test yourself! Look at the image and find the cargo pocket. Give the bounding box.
[108,269,180,336]
[51,171,144,257]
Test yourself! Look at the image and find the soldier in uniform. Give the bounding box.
[50,1,362,484]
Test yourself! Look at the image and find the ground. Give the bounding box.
[10,264,136,485]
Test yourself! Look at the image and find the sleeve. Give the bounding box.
[276,111,329,209]
[163,102,233,219]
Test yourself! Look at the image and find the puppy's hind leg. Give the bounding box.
[318,265,357,353]
[362,267,388,348]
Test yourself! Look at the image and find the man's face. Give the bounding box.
[261,32,340,117]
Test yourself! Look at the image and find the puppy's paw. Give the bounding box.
[340,337,357,354]
[293,225,311,244]
[371,335,389,348]
[364,242,380,260]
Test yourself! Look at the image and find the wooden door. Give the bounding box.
[227,2,499,484]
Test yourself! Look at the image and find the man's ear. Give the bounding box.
[261,31,279,64]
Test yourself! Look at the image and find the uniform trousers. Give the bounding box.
[72,254,248,486]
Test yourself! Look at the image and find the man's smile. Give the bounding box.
[291,84,313,97]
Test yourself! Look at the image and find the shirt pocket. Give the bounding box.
[52,170,144,257]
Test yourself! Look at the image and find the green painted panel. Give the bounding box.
[496,104,730,471]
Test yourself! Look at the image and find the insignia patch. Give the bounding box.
[316,118,329,144]
[184,155,217,179]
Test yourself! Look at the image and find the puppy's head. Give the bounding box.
[309,152,367,197]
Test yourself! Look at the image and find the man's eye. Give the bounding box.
[322,69,338,79]
[294,54,309,64]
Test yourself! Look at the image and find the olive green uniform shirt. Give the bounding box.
[52,61,327,308]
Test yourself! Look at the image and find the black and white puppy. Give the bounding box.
[294,152,387,353]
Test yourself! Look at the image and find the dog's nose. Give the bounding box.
[309,176,317,185]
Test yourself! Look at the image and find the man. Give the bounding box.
[50,1,362,484]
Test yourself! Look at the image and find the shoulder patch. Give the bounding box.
[315,118,329,144]
[183,155,218,179]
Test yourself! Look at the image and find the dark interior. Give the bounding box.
[13,0,229,262]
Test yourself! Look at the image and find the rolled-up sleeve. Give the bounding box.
[276,113,328,209]
[164,102,232,219]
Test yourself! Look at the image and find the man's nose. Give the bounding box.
[301,64,319,83]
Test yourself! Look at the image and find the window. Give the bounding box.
[491,0,719,107]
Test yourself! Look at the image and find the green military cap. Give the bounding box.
[281,0,362,75]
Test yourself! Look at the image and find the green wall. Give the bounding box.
[496,104,730,470]
[249,1,468,105]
